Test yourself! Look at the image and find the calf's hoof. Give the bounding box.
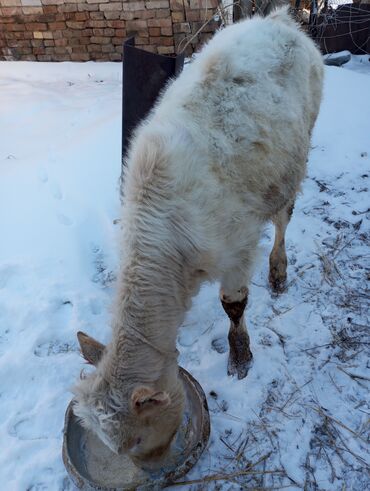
[269,268,287,294]
[227,329,253,379]
[227,353,253,380]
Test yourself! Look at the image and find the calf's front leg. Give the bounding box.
[220,285,252,380]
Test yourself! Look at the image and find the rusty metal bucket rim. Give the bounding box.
[63,366,210,491]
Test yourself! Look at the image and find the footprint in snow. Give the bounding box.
[50,181,63,200]
[57,213,73,226]
[38,167,48,183]
[89,298,102,316]
[0,264,18,289]
[211,337,228,354]
[34,340,77,357]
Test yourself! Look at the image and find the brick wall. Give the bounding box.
[0,0,220,61]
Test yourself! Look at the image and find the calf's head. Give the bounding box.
[73,331,183,465]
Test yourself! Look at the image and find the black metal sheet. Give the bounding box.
[121,38,184,162]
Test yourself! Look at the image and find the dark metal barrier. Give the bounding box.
[121,38,185,164]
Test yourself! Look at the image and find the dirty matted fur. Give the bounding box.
[73,7,324,463]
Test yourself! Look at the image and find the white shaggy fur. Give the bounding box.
[73,8,324,462]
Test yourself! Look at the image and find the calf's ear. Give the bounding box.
[77,331,106,366]
[131,386,171,416]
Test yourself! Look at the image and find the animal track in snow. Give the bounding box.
[0,264,18,289]
[37,167,48,183]
[89,298,102,316]
[33,340,77,357]
[57,213,73,226]
[50,182,62,200]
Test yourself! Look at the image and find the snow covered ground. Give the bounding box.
[0,55,369,490]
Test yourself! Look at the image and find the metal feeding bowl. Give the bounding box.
[63,367,210,490]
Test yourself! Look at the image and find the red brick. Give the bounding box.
[44,5,57,13]
[111,36,124,45]
[36,13,58,22]
[120,11,134,20]
[115,28,126,36]
[33,46,45,54]
[109,52,122,61]
[79,36,91,45]
[125,19,147,30]
[4,23,25,31]
[148,27,160,36]
[72,45,87,53]
[155,8,171,17]
[135,36,150,45]
[171,11,185,22]
[78,3,99,11]
[90,36,111,44]
[123,1,145,11]
[36,54,52,60]
[54,38,68,46]
[87,44,102,52]
[22,7,43,15]
[145,0,169,8]
[106,20,124,28]
[88,20,107,28]
[142,45,157,53]
[7,31,30,39]
[147,17,171,27]
[103,11,120,19]
[173,21,190,33]
[48,22,66,29]
[76,11,89,20]
[161,26,172,35]
[157,45,175,55]
[67,37,80,46]
[26,22,48,31]
[51,46,66,54]
[1,6,22,15]
[170,0,184,11]
[203,7,216,20]
[66,21,86,29]
[7,40,31,48]
[104,28,115,36]
[53,30,63,39]
[185,9,200,21]
[99,2,122,11]
[20,47,33,54]
[41,0,64,5]
[101,44,114,52]
[93,28,104,36]
[71,53,90,60]
[90,11,104,19]
[53,54,71,61]
[150,36,173,46]
[89,51,101,59]
[44,39,55,46]
[58,4,77,12]
[31,39,44,47]
[121,10,154,20]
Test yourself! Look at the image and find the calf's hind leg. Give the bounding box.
[220,280,252,380]
[269,201,295,293]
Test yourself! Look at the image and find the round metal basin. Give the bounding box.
[62,367,210,490]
